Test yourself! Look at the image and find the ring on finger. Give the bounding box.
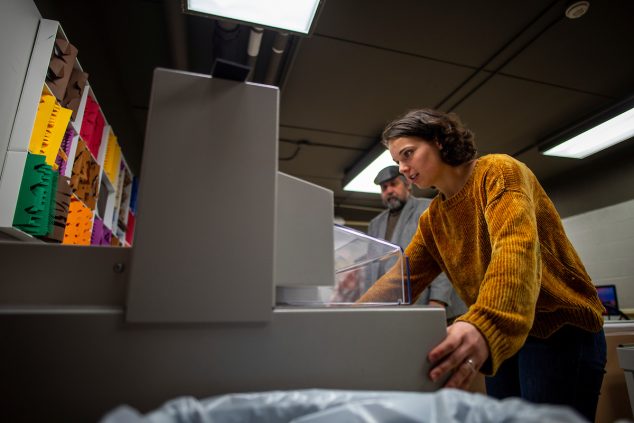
[463,357,477,372]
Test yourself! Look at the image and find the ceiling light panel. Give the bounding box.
[542,107,634,159]
[185,0,322,34]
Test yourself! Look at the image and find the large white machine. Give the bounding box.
[0,68,447,422]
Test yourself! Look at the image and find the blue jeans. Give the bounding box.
[485,325,606,422]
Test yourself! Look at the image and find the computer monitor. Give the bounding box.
[596,284,619,316]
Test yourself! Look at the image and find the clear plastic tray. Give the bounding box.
[276,224,410,306]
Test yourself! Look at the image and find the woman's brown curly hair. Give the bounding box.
[382,109,477,166]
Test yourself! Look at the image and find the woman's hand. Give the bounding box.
[427,321,489,389]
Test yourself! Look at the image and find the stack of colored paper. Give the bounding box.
[46,38,78,102]
[55,126,74,175]
[28,94,72,169]
[129,176,139,214]
[63,196,93,245]
[62,68,88,120]
[40,176,72,243]
[13,153,58,236]
[70,139,100,210]
[103,130,121,184]
[91,216,112,246]
[80,95,105,158]
[125,210,135,246]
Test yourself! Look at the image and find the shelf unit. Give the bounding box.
[0,18,137,246]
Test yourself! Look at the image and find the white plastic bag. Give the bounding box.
[100,388,588,423]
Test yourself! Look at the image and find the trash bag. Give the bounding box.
[100,388,588,423]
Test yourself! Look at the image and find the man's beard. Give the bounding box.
[384,196,405,211]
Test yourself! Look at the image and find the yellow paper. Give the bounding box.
[104,131,121,185]
[43,103,72,168]
[28,94,73,169]
[28,95,56,154]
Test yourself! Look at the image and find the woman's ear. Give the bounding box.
[435,140,443,150]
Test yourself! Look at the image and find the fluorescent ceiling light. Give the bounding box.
[185,0,322,35]
[343,150,395,194]
[542,106,634,159]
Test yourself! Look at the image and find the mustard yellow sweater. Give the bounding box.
[360,154,604,375]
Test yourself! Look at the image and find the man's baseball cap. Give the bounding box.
[374,165,402,185]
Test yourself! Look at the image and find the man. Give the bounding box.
[368,165,466,319]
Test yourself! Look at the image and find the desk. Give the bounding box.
[598,321,634,423]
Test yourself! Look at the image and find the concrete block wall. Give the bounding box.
[562,199,634,310]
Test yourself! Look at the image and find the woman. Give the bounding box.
[359,108,606,421]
